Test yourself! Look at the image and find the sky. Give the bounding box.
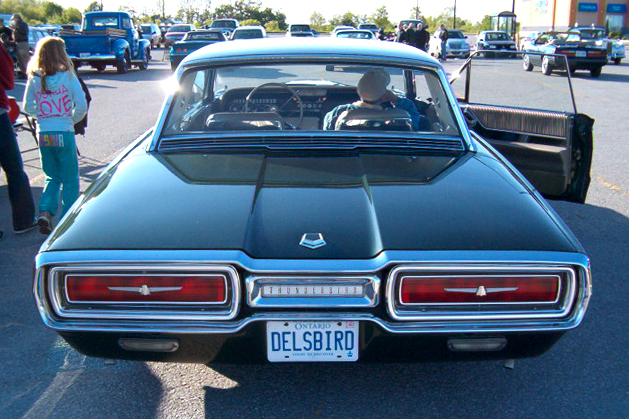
[53,0,516,25]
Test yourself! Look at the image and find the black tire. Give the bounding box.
[541,56,552,75]
[94,63,106,72]
[523,54,533,71]
[590,66,602,77]
[138,48,149,70]
[116,51,129,74]
[613,58,621,65]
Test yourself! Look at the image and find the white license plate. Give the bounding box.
[79,52,90,58]
[267,321,359,362]
[576,51,587,57]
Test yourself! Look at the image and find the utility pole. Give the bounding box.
[453,0,457,29]
[416,0,419,19]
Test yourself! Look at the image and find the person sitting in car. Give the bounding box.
[323,69,420,130]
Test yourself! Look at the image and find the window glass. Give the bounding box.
[92,16,119,27]
[162,64,461,136]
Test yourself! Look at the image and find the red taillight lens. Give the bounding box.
[66,275,226,303]
[400,275,559,304]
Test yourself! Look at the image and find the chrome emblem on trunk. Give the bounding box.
[444,286,519,297]
[299,233,326,249]
[107,285,183,295]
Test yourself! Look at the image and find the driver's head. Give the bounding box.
[357,69,391,103]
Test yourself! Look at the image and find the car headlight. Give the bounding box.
[489,45,497,49]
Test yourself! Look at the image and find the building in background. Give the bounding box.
[517,0,628,34]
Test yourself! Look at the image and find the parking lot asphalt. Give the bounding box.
[1,47,628,418]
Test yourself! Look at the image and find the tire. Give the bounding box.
[541,56,552,75]
[138,48,149,70]
[116,51,129,74]
[590,66,602,77]
[523,54,533,71]
[94,63,106,72]
[613,58,621,65]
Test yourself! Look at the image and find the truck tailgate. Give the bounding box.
[63,35,112,56]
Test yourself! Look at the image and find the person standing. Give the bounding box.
[10,14,29,78]
[416,23,430,52]
[405,23,416,46]
[395,22,406,43]
[0,43,37,239]
[439,24,449,61]
[23,37,87,235]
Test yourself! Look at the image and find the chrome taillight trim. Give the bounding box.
[246,276,380,307]
[44,264,240,321]
[398,274,562,306]
[386,265,578,321]
[64,273,229,305]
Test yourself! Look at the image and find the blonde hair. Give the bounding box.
[27,36,75,92]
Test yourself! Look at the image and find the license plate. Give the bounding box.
[79,52,90,58]
[267,321,359,362]
[576,50,587,57]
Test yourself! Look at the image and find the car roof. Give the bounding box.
[234,26,264,30]
[181,38,438,67]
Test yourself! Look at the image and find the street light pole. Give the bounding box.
[416,0,419,19]
[453,0,457,29]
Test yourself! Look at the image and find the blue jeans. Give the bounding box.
[0,112,35,230]
[38,131,79,217]
[441,41,447,59]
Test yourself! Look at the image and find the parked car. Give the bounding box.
[567,26,625,65]
[286,24,314,37]
[398,19,424,29]
[519,31,544,50]
[60,23,81,32]
[476,30,517,57]
[429,29,470,59]
[230,25,266,40]
[523,31,608,77]
[61,11,151,73]
[139,23,161,48]
[170,29,226,70]
[330,25,355,36]
[332,29,375,40]
[164,23,196,48]
[27,27,50,52]
[209,18,238,38]
[34,39,592,365]
[358,23,379,35]
[37,24,61,36]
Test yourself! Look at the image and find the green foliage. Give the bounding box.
[212,0,285,29]
[371,6,392,30]
[264,20,280,32]
[85,1,102,12]
[330,12,360,27]
[310,11,326,27]
[476,15,492,32]
[240,19,261,26]
[0,0,81,24]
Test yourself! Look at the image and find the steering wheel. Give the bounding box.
[245,82,304,129]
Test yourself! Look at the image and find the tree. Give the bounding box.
[476,15,492,32]
[85,1,102,12]
[310,11,326,27]
[62,7,82,23]
[371,6,391,29]
[265,20,281,32]
[43,2,64,19]
[330,12,358,27]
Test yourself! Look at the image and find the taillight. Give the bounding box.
[400,275,559,304]
[175,48,181,53]
[66,274,226,303]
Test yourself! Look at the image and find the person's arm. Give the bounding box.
[0,44,14,91]
[383,91,421,131]
[22,76,38,116]
[69,73,87,124]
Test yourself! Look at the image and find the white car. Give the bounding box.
[519,31,544,50]
[332,29,375,40]
[140,23,161,48]
[231,25,266,40]
[331,26,355,36]
[429,29,471,59]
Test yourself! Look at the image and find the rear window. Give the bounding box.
[186,32,224,41]
[448,30,464,39]
[486,32,510,41]
[233,29,263,39]
[290,25,311,32]
[169,25,192,33]
[211,20,236,29]
[91,16,119,27]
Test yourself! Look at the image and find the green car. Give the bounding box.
[170,29,226,71]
